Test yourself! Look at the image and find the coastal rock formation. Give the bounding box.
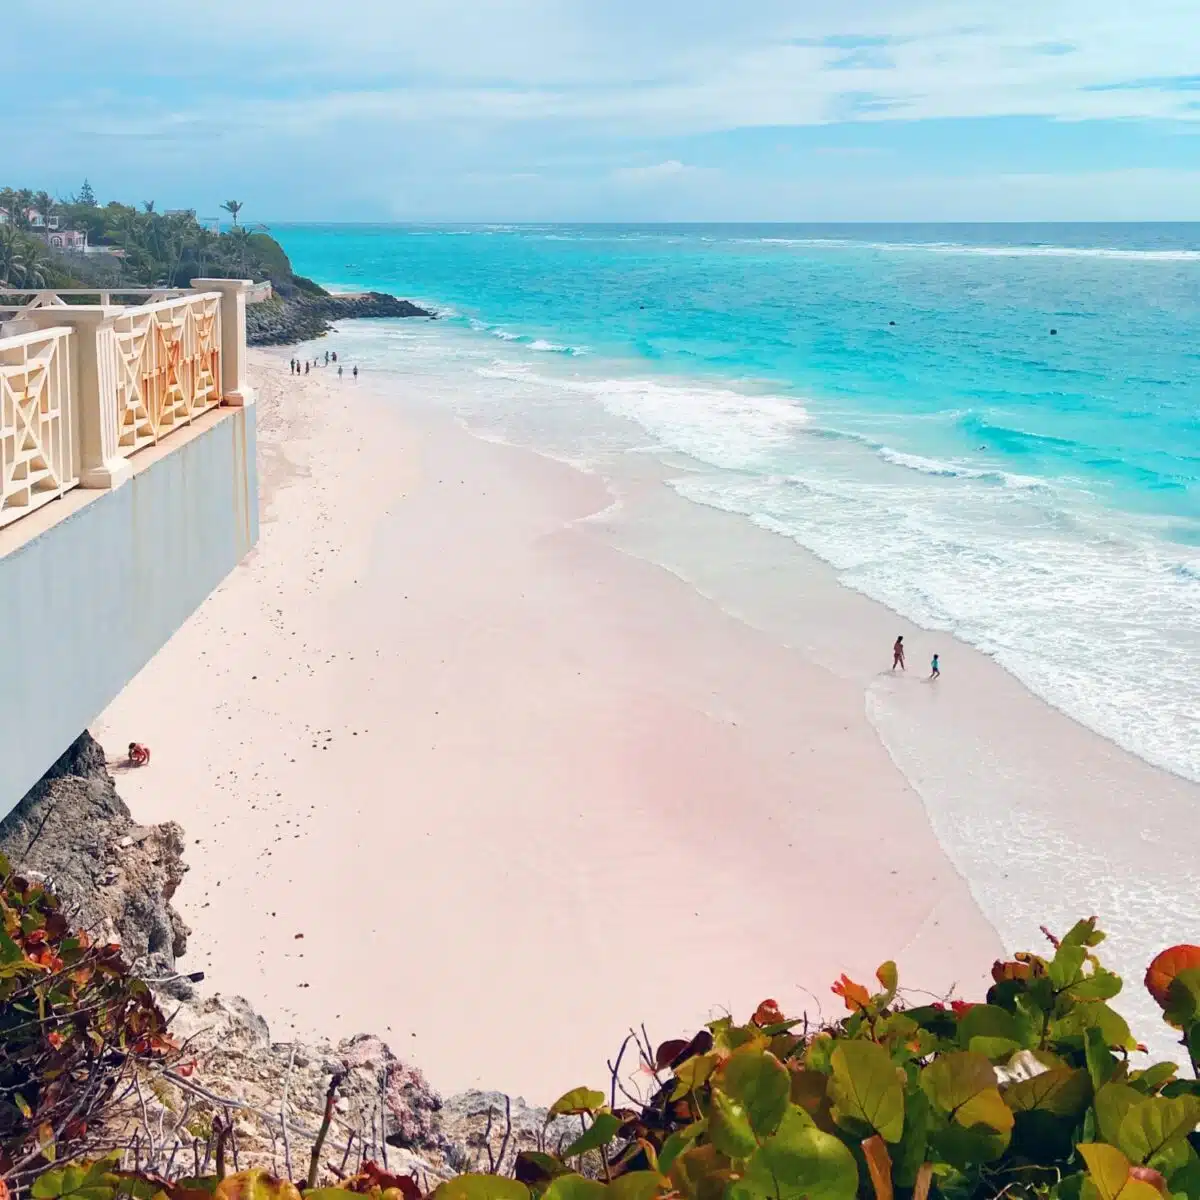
[116,989,579,1184]
[0,732,192,996]
[1,734,575,1184]
[247,292,434,347]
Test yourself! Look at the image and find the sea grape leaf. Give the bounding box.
[562,1112,623,1158]
[1128,1063,1178,1096]
[958,1005,1023,1049]
[709,1088,759,1159]
[1086,1028,1119,1090]
[1004,1067,1092,1117]
[32,1158,120,1200]
[1095,1084,1145,1148]
[657,1124,703,1175]
[432,1176,530,1200]
[721,1049,791,1137]
[542,1177,608,1200]
[514,1152,572,1186]
[1052,1003,1136,1052]
[213,1173,301,1200]
[1077,1144,1162,1200]
[920,1052,999,1118]
[890,1088,931,1188]
[1163,970,1200,1030]
[1049,946,1089,991]
[732,1108,858,1200]
[671,1053,718,1100]
[1062,919,1106,949]
[789,1068,835,1132]
[1117,1094,1200,1166]
[549,1088,607,1117]
[669,1144,733,1200]
[828,1042,905,1143]
[606,1173,667,1200]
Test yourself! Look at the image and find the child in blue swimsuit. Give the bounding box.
[930,653,940,680]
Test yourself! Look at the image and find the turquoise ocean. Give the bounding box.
[277,223,1200,785]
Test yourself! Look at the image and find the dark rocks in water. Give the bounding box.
[247,290,435,347]
[1050,328,1058,335]
[0,732,193,998]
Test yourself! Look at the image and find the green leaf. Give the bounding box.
[606,1173,666,1200]
[1167,1145,1200,1200]
[1086,1028,1119,1090]
[562,1112,623,1159]
[1163,970,1200,1029]
[920,1052,999,1119]
[828,1041,905,1143]
[542,1178,608,1200]
[721,1049,791,1138]
[733,1108,858,1200]
[431,1177,531,1200]
[1049,945,1088,991]
[0,926,23,966]
[1004,1067,1092,1118]
[876,961,899,996]
[1128,1063,1177,1096]
[32,1158,121,1200]
[1117,1094,1200,1166]
[671,1054,718,1100]
[1095,1084,1144,1148]
[1066,968,1123,1003]
[958,1005,1024,1049]
[1062,919,1106,949]
[549,1088,607,1117]
[513,1153,573,1186]
[890,1088,931,1188]
[1053,1003,1136,1052]
[657,1125,702,1176]
[709,1088,759,1159]
[213,1171,302,1200]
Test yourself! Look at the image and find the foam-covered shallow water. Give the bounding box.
[281,222,1200,787]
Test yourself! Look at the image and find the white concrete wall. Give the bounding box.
[0,406,257,814]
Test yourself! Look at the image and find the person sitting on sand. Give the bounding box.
[930,653,940,680]
[128,742,151,767]
[892,636,906,671]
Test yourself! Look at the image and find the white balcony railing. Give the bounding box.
[0,326,76,529]
[0,279,257,531]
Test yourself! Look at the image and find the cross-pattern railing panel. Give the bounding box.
[111,292,222,455]
[0,327,76,529]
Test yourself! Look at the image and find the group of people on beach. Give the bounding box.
[892,636,940,680]
[290,350,358,380]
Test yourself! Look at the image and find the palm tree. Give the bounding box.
[0,226,47,287]
[220,200,244,227]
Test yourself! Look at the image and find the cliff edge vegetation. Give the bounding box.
[0,183,432,345]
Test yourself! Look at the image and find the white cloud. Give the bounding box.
[612,161,703,185]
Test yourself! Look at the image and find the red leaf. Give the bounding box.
[1145,945,1200,1009]
[831,974,871,1013]
[655,1039,691,1070]
[752,999,785,1027]
[950,1000,976,1016]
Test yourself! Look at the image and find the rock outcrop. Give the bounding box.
[0,732,192,996]
[1,735,577,1185]
[247,292,434,347]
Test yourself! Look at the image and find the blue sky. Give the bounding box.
[6,0,1200,221]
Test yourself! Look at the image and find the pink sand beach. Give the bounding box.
[97,350,1199,1096]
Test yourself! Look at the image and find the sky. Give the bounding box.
[6,0,1200,221]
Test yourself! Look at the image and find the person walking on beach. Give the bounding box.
[338,365,344,379]
[332,351,338,363]
[324,350,329,366]
[304,361,310,375]
[929,653,940,680]
[892,635,906,671]
[353,365,359,379]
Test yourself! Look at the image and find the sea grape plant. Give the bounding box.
[13,920,1200,1200]
[0,851,175,1186]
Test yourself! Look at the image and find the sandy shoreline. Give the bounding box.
[97,352,1004,1097]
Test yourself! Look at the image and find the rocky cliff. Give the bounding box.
[0,735,577,1183]
[247,292,434,347]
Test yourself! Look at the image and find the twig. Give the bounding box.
[309,1073,344,1189]
[607,1034,634,1111]
[495,1096,513,1177]
[214,1117,229,1181]
[282,1044,296,1182]
[483,1105,496,1173]
[379,1067,390,1170]
[339,1131,356,1177]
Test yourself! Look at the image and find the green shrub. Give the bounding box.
[13,920,1200,1200]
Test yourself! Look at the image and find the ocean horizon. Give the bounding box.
[276,221,1200,789]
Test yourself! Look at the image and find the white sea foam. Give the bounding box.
[733,236,1200,262]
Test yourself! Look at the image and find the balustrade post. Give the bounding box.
[189,278,256,408]
[18,306,131,490]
